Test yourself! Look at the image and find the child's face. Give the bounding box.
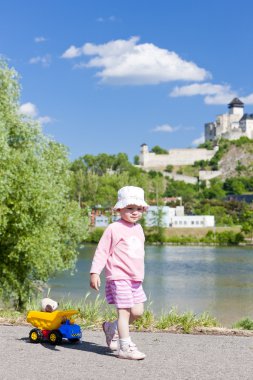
[119,205,144,224]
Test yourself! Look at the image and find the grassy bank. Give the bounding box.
[164,226,241,238]
[1,294,253,335]
[86,226,244,246]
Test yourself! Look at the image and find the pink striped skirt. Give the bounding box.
[105,279,147,309]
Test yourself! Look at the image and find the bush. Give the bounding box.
[233,317,253,330]
[165,165,173,173]
[145,232,167,244]
[86,228,105,243]
[216,231,244,245]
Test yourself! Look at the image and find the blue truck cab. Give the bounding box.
[58,319,82,342]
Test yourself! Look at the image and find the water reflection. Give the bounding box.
[48,245,253,326]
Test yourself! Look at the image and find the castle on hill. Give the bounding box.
[138,98,253,171]
[205,98,253,142]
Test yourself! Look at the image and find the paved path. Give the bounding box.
[1,325,253,380]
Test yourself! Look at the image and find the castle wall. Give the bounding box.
[205,122,216,141]
[222,130,246,141]
[241,119,253,139]
[198,170,222,181]
[140,148,216,169]
[164,172,198,184]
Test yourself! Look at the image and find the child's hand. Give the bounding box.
[90,273,101,291]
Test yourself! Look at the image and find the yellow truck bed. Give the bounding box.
[27,310,78,330]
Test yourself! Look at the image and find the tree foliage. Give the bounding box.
[0,60,88,309]
[73,152,133,176]
[150,145,168,154]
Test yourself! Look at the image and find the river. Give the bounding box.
[47,245,253,327]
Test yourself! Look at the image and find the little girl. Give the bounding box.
[90,186,148,360]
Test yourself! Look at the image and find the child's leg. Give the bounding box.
[117,306,145,360]
[117,308,130,339]
[129,303,144,324]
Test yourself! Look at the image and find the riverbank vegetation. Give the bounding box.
[86,226,244,246]
[1,294,253,334]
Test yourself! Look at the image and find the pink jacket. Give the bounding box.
[90,219,145,281]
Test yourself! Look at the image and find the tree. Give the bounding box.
[151,145,168,154]
[241,210,253,241]
[134,155,140,165]
[203,179,226,199]
[0,60,88,309]
[73,152,134,176]
[153,207,167,244]
[223,178,246,195]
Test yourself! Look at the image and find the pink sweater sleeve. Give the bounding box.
[90,226,113,275]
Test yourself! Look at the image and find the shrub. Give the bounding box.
[86,228,105,243]
[216,231,244,245]
[233,318,253,330]
[165,165,173,173]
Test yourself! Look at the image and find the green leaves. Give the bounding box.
[0,60,88,309]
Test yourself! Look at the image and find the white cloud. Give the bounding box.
[170,82,253,106]
[38,116,53,125]
[29,54,51,67]
[19,102,53,125]
[241,94,253,105]
[34,36,46,43]
[192,134,205,146]
[61,36,210,85]
[170,83,237,104]
[170,83,227,96]
[96,16,117,22]
[19,102,38,117]
[152,124,178,132]
[62,46,82,59]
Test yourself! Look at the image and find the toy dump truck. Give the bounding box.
[27,310,82,345]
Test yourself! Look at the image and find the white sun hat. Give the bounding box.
[113,186,149,210]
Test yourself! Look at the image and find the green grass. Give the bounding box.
[0,294,218,332]
[154,308,218,333]
[232,318,253,330]
[1,294,252,333]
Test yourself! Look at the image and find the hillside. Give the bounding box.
[219,142,253,180]
[167,138,253,182]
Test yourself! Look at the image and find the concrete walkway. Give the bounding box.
[1,325,253,380]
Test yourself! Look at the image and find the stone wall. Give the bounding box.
[198,170,222,181]
[139,147,217,169]
[164,172,198,184]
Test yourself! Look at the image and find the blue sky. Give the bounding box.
[1,0,253,162]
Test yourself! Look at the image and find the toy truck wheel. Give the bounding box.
[48,330,62,345]
[29,328,42,343]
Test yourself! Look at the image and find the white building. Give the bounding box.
[145,206,176,227]
[145,206,215,228]
[94,214,119,227]
[93,206,215,228]
[171,215,215,228]
[205,98,253,142]
[94,215,109,227]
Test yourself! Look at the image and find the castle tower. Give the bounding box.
[228,98,244,117]
[139,143,149,166]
